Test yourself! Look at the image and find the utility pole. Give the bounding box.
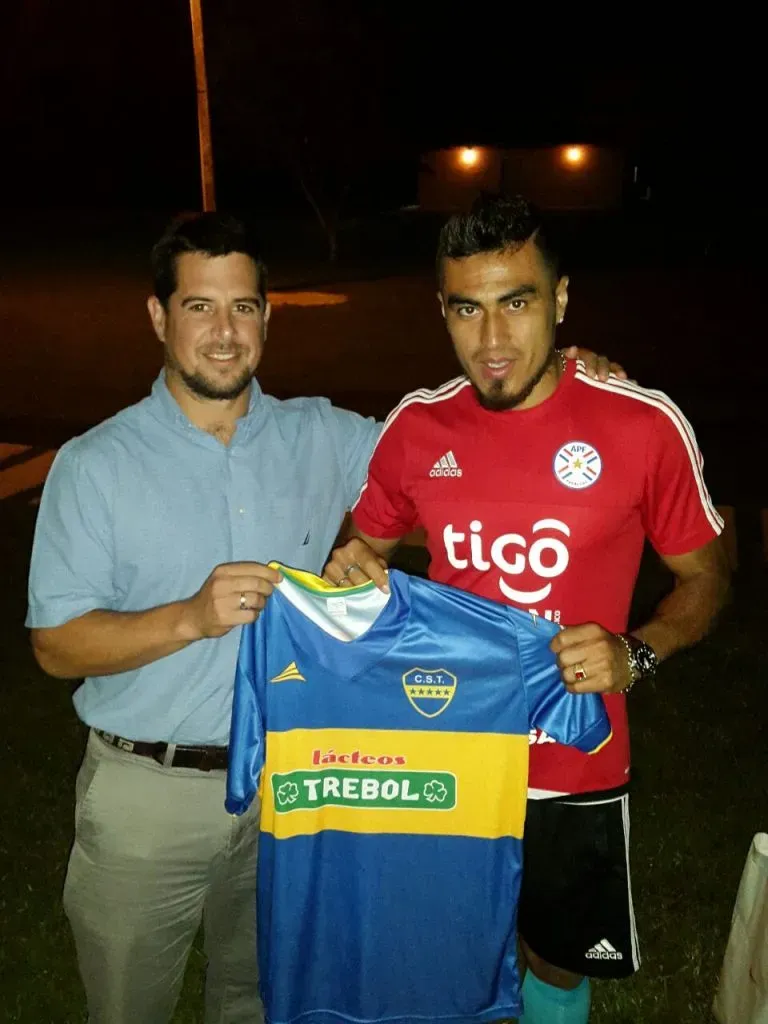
[189,0,216,210]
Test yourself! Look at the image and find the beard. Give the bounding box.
[471,344,558,412]
[177,365,254,401]
[166,349,254,401]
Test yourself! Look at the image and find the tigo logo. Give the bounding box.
[443,518,571,604]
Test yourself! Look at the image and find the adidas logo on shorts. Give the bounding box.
[429,451,463,478]
[585,938,624,961]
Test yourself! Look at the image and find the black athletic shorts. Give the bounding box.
[517,788,640,979]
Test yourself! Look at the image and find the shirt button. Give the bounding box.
[239,508,246,515]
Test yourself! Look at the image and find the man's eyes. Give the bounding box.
[455,300,527,317]
[187,303,257,314]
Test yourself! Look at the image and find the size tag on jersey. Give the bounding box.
[327,597,348,619]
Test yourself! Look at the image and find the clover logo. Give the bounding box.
[423,780,448,804]
[276,781,299,807]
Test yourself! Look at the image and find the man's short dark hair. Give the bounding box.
[436,193,560,284]
[151,212,268,308]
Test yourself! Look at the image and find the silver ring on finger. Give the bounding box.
[338,576,350,586]
[239,592,248,611]
[344,563,360,575]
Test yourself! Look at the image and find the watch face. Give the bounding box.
[636,643,657,677]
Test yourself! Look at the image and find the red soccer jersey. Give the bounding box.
[353,361,723,796]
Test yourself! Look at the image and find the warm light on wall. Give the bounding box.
[562,145,587,167]
[458,147,480,169]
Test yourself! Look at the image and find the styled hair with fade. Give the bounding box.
[151,212,268,308]
[436,193,561,283]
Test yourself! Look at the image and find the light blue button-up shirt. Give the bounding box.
[26,372,381,744]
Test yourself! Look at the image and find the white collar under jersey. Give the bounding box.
[275,565,391,642]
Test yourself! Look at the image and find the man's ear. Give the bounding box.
[147,296,167,344]
[437,292,446,319]
[555,276,569,324]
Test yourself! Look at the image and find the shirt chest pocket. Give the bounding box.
[251,491,344,572]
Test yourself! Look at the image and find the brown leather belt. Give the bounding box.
[95,729,228,772]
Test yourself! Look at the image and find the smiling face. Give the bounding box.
[438,240,569,411]
[147,250,270,408]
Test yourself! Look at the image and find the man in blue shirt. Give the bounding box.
[26,212,623,1024]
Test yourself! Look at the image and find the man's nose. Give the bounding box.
[481,311,505,350]
[213,309,234,340]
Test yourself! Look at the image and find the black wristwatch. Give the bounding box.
[616,633,658,691]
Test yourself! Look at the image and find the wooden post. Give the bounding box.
[189,0,216,211]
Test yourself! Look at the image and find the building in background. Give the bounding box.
[418,144,627,212]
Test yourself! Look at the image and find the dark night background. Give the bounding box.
[0,3,764,503]
[0,1,763,219]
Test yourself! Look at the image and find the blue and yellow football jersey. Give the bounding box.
[227,566,611,1024]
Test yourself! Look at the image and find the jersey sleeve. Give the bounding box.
[225,617,267,815]
[642,401,724,556]
[26,443,117,629]
[351,404,419,539]
[514,612,612,754]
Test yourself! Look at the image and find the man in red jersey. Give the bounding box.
[323,194,730,1024]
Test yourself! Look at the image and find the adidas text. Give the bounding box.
[585,939,623,961]
[430,450,463,478]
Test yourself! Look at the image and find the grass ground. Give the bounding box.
[1,489,766,1022]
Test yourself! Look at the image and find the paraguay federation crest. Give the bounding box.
[402,668,457,718]
[553,440,603,490]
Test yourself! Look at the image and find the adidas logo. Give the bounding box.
[429,450,463,478]
[585,938,623,961]
[270,661,306,683]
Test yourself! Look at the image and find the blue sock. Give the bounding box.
[518,971,591,1023]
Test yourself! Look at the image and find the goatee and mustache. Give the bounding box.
[471,345,559,412]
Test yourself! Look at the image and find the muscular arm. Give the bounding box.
[30,561,281,680]
[631,538,731,660]
[553,537,731,693]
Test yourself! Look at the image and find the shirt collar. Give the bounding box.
[147,370,268,448]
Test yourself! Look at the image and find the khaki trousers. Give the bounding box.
[63,730,262,1024]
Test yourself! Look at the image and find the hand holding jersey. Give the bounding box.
[182,561,283,639]
[323,536,392,592]
[325,539,644,696]
[550,623,634,694]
